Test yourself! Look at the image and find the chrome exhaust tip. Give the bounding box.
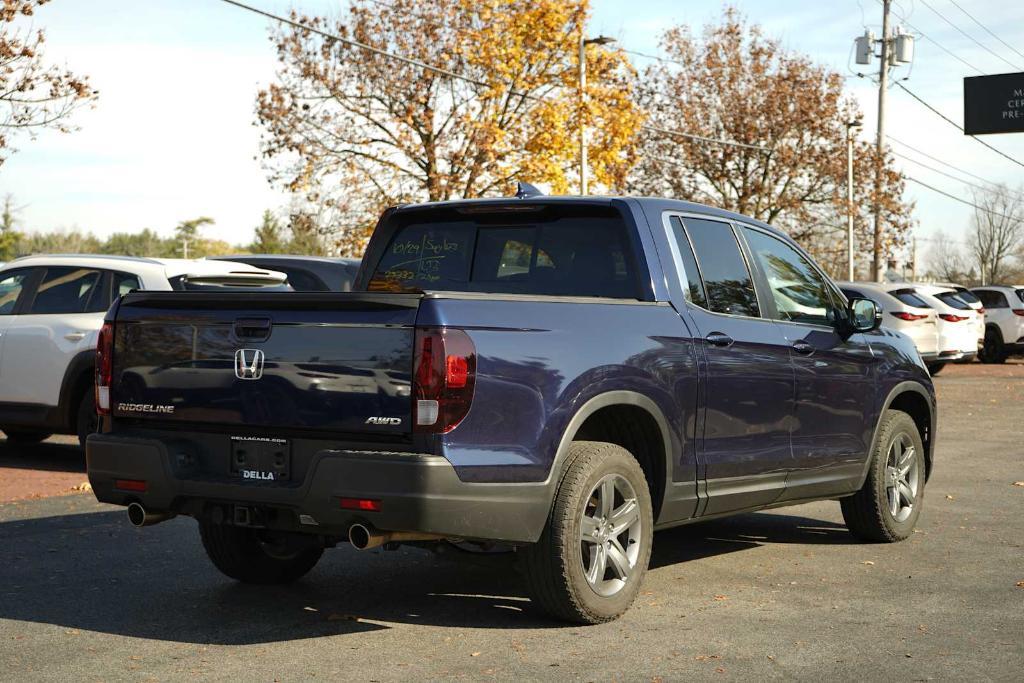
[127,502,174,528]
[348,523,443,550]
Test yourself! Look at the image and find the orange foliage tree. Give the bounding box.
[257,0,643,256]
[628,9,913,278]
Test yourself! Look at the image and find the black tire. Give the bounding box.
[841,410,926,542]
[979,327,1007,364]
[76,390,98,450]
[925,362,945,376]
[1,428,52,444]
[521,441,653,624]
[198,521,324,584]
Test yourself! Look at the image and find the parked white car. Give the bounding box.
[904,288,977,374]
[914,283,985,353]
[0,255,287,447]
[970,285,1024,363]
[837,281,939,363]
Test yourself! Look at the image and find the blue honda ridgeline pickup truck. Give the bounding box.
[87,192,935,624]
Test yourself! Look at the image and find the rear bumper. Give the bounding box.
[86,433,552,544]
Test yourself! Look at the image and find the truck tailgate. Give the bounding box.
[110,292,419,436]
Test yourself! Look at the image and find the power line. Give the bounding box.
[904,175,1020,221]
[891,148,1024,201]
[893,82,1024,171]
[216,0,768,155]
[946,0,1024,66]
[886,135,1004,187]
[917,0,1022,71]
[883,0,985,75]
[621,48,687,68]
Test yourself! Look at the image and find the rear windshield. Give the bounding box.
[935,291,972,310]
[891,288,931,309]
[955,289,980,305]
[368,213,638,298]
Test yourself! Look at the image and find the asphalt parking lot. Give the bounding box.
[1,362,1022,681]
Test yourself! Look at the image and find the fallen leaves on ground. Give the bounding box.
[862,561,875,566]
[70,482,91,492]
[1012,482,1024,487]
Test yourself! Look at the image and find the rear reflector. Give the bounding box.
[115,479,147,492]
[340,497,382,512]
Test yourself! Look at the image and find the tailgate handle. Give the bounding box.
[234,318,272,342]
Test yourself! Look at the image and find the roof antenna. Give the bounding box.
[515,181,545,199]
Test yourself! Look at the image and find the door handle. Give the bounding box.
[792,340,815,356]
[705,331,734,348]
[64,332,87,342]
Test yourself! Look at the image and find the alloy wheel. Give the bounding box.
[884,432,920,523]
[579,473,643,597]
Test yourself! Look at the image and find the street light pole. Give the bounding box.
[579,34,615,195]
[846,119,862,281]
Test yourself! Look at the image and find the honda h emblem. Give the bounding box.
[234,349,265,380]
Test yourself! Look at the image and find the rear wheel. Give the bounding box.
[198,521,324,584]
[841,410,926,542]
[925,362,945,376]
[979,328,1007,364]
[76,390,98,450]
[0,428,52,444]
[521,441,653,624]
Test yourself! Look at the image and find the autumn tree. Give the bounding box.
[969,185,1023,285]
[628,9,913,279]
[257,0,643,257]
[1,0,96,165]
[287,210,326,256]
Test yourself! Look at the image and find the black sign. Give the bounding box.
[964,72,1024,135]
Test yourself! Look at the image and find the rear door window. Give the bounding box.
[681,218,759,317]
[974,290,1007,308]
[368,213,638,298]
[667,217,708,308]
[27,267,104,314]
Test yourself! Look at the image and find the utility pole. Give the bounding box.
[871,0,892,283]
[846,119,862,281]
[578,34,616,195]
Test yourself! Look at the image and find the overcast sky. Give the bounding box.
[3,0,1023,252]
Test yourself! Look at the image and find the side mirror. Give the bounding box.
[848,297,881,333]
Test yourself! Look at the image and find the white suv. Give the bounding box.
[0,255,286,447]
[971,285,1024,363]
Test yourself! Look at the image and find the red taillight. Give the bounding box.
[114,479,147,492]
[1013,309,1024,317]
[939,314,969,322]
[890,311,928,321]
[95,321,114,416]
[413,328,476,433]
[340,497,381,512]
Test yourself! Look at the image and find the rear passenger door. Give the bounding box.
[0,266,108,407]
[738,226,878,499]
[664,216,795,515]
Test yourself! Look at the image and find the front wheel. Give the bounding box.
[199,521,324,584]
[979,328,1007,364]
[841,410,926,542]
[76,390,98,450]
[521,441,653,624]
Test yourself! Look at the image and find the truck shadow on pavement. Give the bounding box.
[0,439,86,475]
[0,506,851,642]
